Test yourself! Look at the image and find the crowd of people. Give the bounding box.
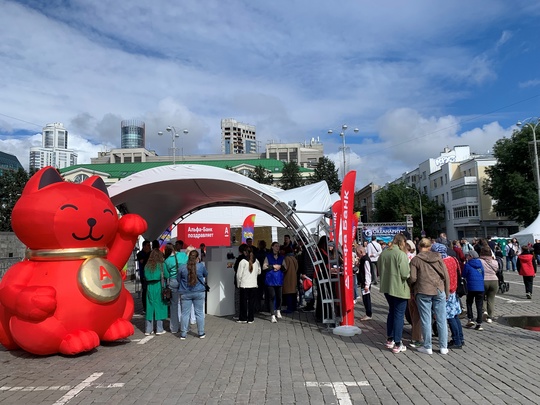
[134,232,536,346]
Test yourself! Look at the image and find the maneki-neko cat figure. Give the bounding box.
[0,167,147,355]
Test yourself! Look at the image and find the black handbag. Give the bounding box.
[457,277,468,297]
[198,276,210,292]
[160,264,171,304]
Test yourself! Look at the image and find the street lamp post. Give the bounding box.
[407,186,424,236]
[517,118,540,210]
[328,125,359,179]
[158,126,189,165]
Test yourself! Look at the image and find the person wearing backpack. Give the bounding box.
[506,238,518,272]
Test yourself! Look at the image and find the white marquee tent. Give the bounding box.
[108,164,335,240]
[511,212,540,246]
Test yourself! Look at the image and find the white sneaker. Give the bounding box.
[276,310,282,319]
[417,347,433,355]
[440,348,449,355]
[271,315,277,323]
[385,340,395,349]
[487,318,493,323]
[155,331,166,335]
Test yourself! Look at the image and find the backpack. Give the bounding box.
[508,246,515,258]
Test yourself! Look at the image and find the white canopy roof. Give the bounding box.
[511,211,540,246]
[108,164,334,239]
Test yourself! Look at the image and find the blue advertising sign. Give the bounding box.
[361,224,407,244]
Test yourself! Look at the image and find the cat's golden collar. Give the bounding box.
[25,247,108,261]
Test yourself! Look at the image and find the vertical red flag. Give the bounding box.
[331,200,341,244]
[340,170,356,326]
[241,214,256,243]
[351,212,360,243]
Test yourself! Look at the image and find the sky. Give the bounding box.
[1,0,539,188]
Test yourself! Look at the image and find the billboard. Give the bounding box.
[361,223,407,244]
[176,223,231,247]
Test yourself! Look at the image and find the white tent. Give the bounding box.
[511,212,540,246]
[108,164,334,239]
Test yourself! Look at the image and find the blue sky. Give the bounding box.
[1,0,539,187]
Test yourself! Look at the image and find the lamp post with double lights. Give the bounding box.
[158,126,189,165]
[517,117,540,210]
[328,125,359,179]
[406,186,424,237]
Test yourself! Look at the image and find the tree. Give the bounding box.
[306,156,341,194]
[247,165,274,185]
[0,168,32,231]
[484,127,538,225]
[280,161,304,190]
[373,182,445,238]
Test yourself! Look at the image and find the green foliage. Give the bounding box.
[306,156,342,194]
[373,182,444,238]
[484,126,538,225]
[0,168,32,231]
[247,165,274,185]
[280,161,304,190]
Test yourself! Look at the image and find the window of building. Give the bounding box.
[453,204,479,219]
[434,178,438,188]
[451,184,478,199]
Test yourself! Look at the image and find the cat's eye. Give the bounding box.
[60,204,78,210]
[103,209,114,215]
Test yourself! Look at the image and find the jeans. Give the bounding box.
[466,291,484,323]
[506,256,517,271]
[180,291,205,337]
[169,279,180,333]
[353,274,359,300]
[447,315,464,346]
[145,319,164,334]
[483,280,498,319]
[416,290,448,350]
[370,262,379,284]
[239,287,257,322]
[384,294,408,345]
[267,285,282,316]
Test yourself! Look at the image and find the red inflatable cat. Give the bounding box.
[0,167,147,355]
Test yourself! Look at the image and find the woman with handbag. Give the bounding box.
[164,243,187,334]
[236,246,261,323]
[178,249,208,339]
[144,249,169,336]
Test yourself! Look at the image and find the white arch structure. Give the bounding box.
[108,165,341,326]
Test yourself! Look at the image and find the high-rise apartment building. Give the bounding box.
[221,118,257,154]
[121,120,145,149]
[29,123,77,170]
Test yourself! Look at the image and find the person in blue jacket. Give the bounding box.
[263,241,285,323]
[461,250,485,330]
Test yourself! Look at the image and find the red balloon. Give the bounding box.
[0,167,147,355]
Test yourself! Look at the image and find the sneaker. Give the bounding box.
[360,316,372,321]
[271,315,277,323]
[247,321,254,324]
[465,320,476,328]
[440,348,449,355]
[409,340,424,349]
[236,320,247,324]
[527,293,532,299]
[486,318,493,324]
[392,344,407,354]
[199,334,206,339]
[276,310,282,319]
[190,320,197,325]
[475,325,484,331]
[417,347,433,355]
[180,336,186,340]
[482,312,488,321]
[448,341,462,349]
[155,331,166,335]
[144,331,154,336]
[385,340,395,349]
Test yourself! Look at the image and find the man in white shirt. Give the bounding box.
[366,236,382,285]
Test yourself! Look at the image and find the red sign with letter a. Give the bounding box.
[176,223,231,247]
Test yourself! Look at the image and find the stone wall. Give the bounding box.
[0,232,25,258]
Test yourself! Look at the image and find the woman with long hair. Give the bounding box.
[263,241,285,323]
[378,233,411,354]
[177,249,208,339]
[144,248,169,336]
[236,246,261,323]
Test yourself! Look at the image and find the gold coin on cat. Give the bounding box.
[78,257,122,303]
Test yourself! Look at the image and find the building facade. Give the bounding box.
[221,118,257,155]
[29,123,77,170]
[265,139,324,168]
[121,120,145,149]
[0,151,23,175]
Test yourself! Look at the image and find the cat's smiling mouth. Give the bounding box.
[72,218,104,241]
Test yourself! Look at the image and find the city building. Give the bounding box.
[121,120,145,149]
[29,123,77,170]
[0,151,23,175]
[265,139,324,168]
[221,118,257,155]
[370,145,519,241]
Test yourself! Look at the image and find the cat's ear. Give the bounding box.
[83,176,109,197]
[23,166,64,194]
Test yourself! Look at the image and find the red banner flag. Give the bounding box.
[331,200,341,244]
[340,170,356,326]
[241,214,256,243]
